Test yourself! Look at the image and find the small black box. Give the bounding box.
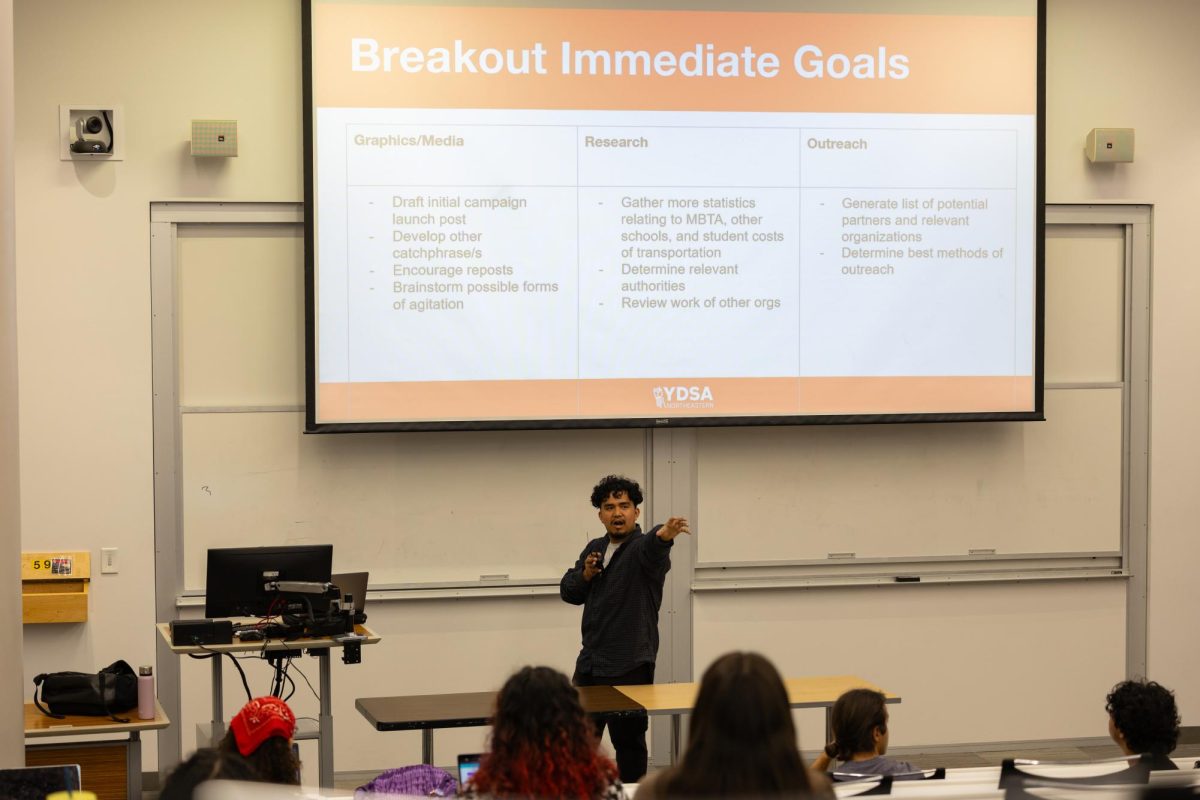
[170,618,233,646]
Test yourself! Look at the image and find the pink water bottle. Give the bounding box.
[137,665,155,719]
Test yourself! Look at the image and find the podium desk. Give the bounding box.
[357,685,640,765]
[357,675,898,765]
[158,622,380,789]
[25,699,170,800]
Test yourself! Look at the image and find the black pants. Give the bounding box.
[574,663,655,783]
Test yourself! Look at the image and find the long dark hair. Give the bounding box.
[662,652,814,796]
[470,666,618,799]
[827,688,888,762]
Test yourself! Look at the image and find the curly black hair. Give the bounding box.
[590,475,643,508]
[160,748,259,799]
[1106,679,1180,756]
[218,729,300,785]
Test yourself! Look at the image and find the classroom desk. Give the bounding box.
[617,675,900,759]
[25,699,170,800]
[357,675,898,766]
[357,685,638,765]
[158,622,380,789]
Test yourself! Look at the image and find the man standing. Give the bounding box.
[560,474,690,782]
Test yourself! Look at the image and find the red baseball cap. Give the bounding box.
[230,696,296,756]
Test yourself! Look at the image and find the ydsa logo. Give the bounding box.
[652,385,715,409]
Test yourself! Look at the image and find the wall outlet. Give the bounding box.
[100,547,118,574]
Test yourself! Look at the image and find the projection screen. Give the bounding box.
[304,0,1044,431]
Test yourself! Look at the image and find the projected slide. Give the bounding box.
[308,2,1040,428]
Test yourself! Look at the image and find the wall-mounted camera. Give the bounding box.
[70,114,111,154]
[60,105,124,161]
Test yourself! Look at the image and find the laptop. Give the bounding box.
[331,571,369,616]
[458,753,483,788]
[0,765,81,800]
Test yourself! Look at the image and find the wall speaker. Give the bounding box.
[191,119,239,157]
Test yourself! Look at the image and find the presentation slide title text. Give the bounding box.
[351,38,911,80]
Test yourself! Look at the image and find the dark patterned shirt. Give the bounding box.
[560,525,673,677]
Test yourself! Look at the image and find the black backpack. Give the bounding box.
[32,660,139,722]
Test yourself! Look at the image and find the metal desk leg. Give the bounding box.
[129,731,142,799]
[670,714,680,764]
[318,650,334,789]
[211,654,225,743]
[422,729,434,765]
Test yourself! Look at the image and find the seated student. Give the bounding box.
[159,748,260,800]
[811,688,920,779]
[463,666,625,800]
[1106,679,1181,770]
[218,695,301,785]
[635,651,829,798]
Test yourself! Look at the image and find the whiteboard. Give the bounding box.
[696,387,1122,563]
[696,223,1127,563]
[176,224,646,588]
[174,219,1127,583]
[181,412,645,587]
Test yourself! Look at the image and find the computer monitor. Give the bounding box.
[205,545,333,618]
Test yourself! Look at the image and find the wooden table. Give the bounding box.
[617,675,899,759]
[158,621,380,789]
[25,699,170,800]
[358,674,898,765]
[357,685,639,764]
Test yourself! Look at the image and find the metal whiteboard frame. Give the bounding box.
[688,205,1150,679]
[151,202,305,775]
[151,201,1151,774]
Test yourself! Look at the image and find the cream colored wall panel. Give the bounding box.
[697,387,1122,563]
[182,411,644,587]
[1044,225,1124,384]
[695,580,1126,748]
[179,225,304,407]
[1045,0,1200,718]
[15,0,305,769]
[0,0,23,766]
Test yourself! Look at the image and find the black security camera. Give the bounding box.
[70,111,113,155]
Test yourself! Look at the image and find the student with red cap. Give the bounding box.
[218,695,301,785]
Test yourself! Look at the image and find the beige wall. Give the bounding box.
[12,0,1200,776]
[14,0,303,768]
[0,0,25,768]
[1045,0,1200,720]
